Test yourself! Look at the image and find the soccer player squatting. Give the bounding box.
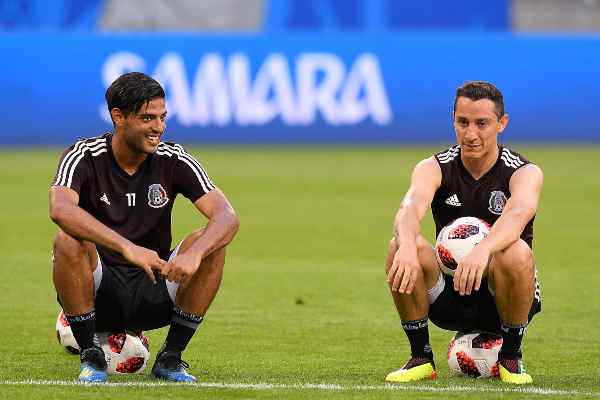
[49,72,239,382]
[385,81,543,384]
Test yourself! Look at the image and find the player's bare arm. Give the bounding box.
[49,185,166,283]
[163,188,239,283]
[388,157,441,294]
[453,164,543,295]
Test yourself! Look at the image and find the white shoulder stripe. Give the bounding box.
[158,143,215,193]
[90,148,107,157]
[500,154,521,169]
[63,144,107,187]
[438,153,459,162]
[437,146,459,156]
[55,137,105,186]
[437,146,460,164]
[501,148,524,166]
[55,139,107,187]
[156,149,174,157]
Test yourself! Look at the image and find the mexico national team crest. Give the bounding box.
[147,184,169,208]
[488,190,507,215]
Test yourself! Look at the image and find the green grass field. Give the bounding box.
[0,145,599,399]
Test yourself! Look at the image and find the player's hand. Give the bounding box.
[122,243,166,284]
[162,252,201,283]
[387,243,420,294]
[453,244,491,295]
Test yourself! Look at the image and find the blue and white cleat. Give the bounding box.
[151,350,196,382]
[78,347,108,383]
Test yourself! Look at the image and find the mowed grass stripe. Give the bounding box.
[2,380,599,397]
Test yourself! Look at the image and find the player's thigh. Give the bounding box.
[162,228,207,302]
[172,228,207,256]
[488,240,542,322]
[488,239,534,282]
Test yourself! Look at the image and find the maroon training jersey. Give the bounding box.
[52,132,215,266]
[431,145,535,248]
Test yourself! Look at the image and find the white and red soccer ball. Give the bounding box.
[55,310,150,374]
[447,331,503,378]
[435,217,491,276]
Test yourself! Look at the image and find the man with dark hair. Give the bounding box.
[384,81,542,384]
[50,72,239,383]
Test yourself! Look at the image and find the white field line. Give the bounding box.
[1,380,599,397]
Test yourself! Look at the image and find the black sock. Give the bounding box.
[401,318,433,359]
[65,310,96,351]
[499,321,527,359]
[163,308,203,353]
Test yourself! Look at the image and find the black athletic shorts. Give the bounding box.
[56,256,175,332]
[93,262,174,332]
[428,274,542,334]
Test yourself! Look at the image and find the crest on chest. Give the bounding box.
[488,190,507,215]
[147,184,169,208]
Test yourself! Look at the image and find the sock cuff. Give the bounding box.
[401,318,428,331]
[500,321,528,330]
[172,308,203,329]
[65,310,95,323]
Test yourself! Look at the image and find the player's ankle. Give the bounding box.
[498,355,526,374]
[498,350,522,361]
[406,354,435,369]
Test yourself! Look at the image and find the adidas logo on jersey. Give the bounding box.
[445,194,461,207]
[100,193,111,206]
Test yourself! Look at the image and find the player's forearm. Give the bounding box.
[50,203,131,255]
[479,208,530,255]
[393,206,421,248]
[187,210,240,262]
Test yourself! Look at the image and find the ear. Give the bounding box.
[110,108,126,127]
[498,113,509,133]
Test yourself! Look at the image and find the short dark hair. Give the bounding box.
[105,72,165,123]
[453,81,504,119]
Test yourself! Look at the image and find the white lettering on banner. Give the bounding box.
[100,52,392,126]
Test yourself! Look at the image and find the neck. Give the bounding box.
[461,145,499,180]
[111,132,147,175]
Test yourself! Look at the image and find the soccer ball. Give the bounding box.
[55,310,151,374]
[98,331,151,374]
[447,331,502,378]
[435,216,490,276]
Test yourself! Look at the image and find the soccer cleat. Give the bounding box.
[151,349,196,382]
[498,357,533,384]
[385,356,437,383]
[78,346,108,383]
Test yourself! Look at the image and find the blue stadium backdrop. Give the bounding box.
[0,32,599,145]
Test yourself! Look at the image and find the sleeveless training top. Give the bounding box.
[431,145,535,248]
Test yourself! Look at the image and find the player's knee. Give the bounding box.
[178,228,207,254]
[415,235,430,255]
[53,230,84,263]
[385,238,397,274]
[53,230,96,270]
[201,246,226,274]
[493,240,534,278]
[385,235,433,275]
[416,235,438,272]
